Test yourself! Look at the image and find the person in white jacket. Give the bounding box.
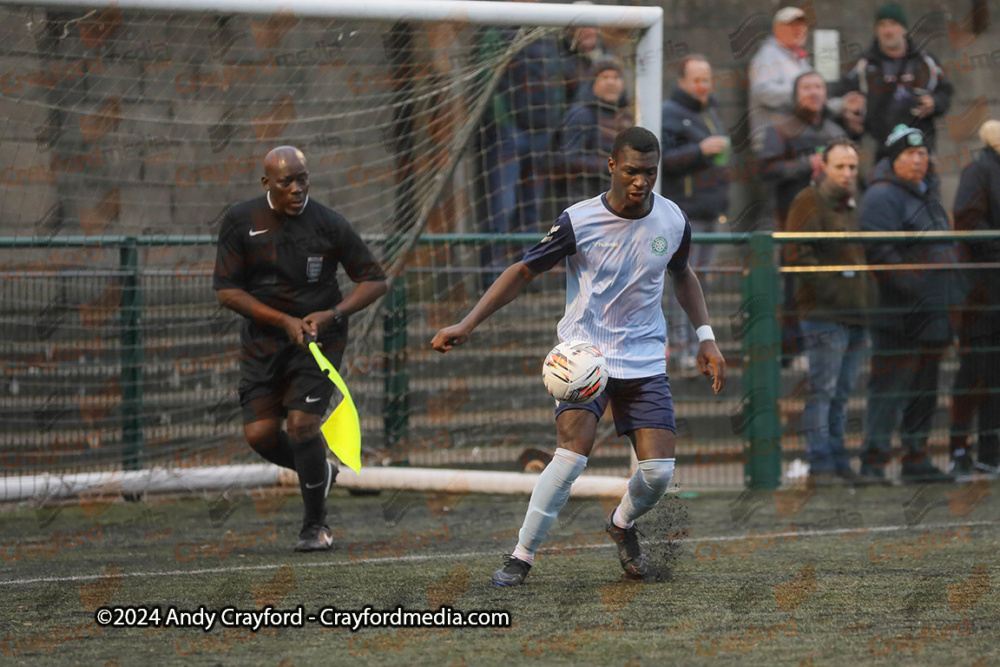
[747,7,813,153]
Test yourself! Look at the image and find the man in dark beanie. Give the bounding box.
[551,57,634,210]
[831,2,953,160]
[859,125,966,483]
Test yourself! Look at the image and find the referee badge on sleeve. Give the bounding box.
[306,256,323,282]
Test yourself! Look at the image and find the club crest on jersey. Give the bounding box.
[306,256,323,282]
[651,236,668,255]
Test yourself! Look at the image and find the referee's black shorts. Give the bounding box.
[237,333,347,424]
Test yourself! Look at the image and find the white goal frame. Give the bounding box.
[0,0,663,501]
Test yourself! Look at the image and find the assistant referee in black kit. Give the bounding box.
[214,146,387,551]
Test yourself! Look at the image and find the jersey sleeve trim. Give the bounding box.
[522,211,576,274]
[667,213,692,274]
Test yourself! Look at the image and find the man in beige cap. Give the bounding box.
[948,119,1000,475]
[747,7,813,153]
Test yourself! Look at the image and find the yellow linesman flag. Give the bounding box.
[307,341,362,474]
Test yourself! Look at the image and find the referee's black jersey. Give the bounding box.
[213,194,385,344]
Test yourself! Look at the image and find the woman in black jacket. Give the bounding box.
[948,120,1000,474]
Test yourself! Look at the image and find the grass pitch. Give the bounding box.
[1,476,998,666]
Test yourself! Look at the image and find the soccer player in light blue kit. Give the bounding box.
[431,127,726,586]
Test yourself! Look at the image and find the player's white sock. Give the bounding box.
[512,447,588,562]
[613,458,675,528]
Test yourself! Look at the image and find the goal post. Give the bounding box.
[0,0,664,502]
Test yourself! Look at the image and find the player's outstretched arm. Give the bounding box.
[669,265,726,394]
[431,261,537,353]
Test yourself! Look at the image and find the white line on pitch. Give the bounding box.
[0,518,996,588]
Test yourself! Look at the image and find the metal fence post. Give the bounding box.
[384,271,409,463]
[119,239,143,470]
[742,232,782,489]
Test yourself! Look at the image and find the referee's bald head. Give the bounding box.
[262,146,309,216]
[264,146,306,178]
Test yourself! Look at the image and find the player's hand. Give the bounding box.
[431,324,471,353]
[281,316,315,350]
[697,340,726,395]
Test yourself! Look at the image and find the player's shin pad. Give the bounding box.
[615,459,675,527]
[516,448,587,557]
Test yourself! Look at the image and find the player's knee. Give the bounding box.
[638,459,675,493]
[286,424,321,444]
[286,412,322,443]
[552,447,587,479]
[244,422,280,449]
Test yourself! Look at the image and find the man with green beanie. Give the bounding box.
[859,125,965,483]
[831,3,953,161]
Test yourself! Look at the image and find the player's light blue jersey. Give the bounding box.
[522,192,691,378]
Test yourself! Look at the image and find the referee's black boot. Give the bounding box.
[295,525,334,552]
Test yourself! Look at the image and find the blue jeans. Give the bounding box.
[799,319,868,473]
[481,126,551,281]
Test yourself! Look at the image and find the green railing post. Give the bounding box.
[383,270,409,462]
[742,232,782,489]
[119,239,143,470]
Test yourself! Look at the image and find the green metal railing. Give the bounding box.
[4,231,998,487]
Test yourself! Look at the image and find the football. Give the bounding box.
[541,340,609,405]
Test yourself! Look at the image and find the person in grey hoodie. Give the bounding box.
[747,6,812,153]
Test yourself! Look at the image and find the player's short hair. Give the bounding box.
[611,127,660,160]
[678,54,709,79]
[822,137,859,162]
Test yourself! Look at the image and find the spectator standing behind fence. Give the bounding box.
[747,7,812,154]
[831,3,953,163]
[551,58,633,211]
[660,54,730,376]
[477,27,566,283]
[948,120,1000,475]
[859,125,965,484]
[759,72,846,228]
[759,71,845,366]
[785,139,870,485]
[558,13,604,107]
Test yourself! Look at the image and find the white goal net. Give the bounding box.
[0,0,662,499]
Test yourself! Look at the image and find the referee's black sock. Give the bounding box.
[249,430,297,470]
[291,434,333,530]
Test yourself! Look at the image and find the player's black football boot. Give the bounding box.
[295,524,334,552]
[606,519,650,579]
[492,555,531,587]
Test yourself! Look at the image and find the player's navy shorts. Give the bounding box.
[237,333,346,424]
[554,374,676,436]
